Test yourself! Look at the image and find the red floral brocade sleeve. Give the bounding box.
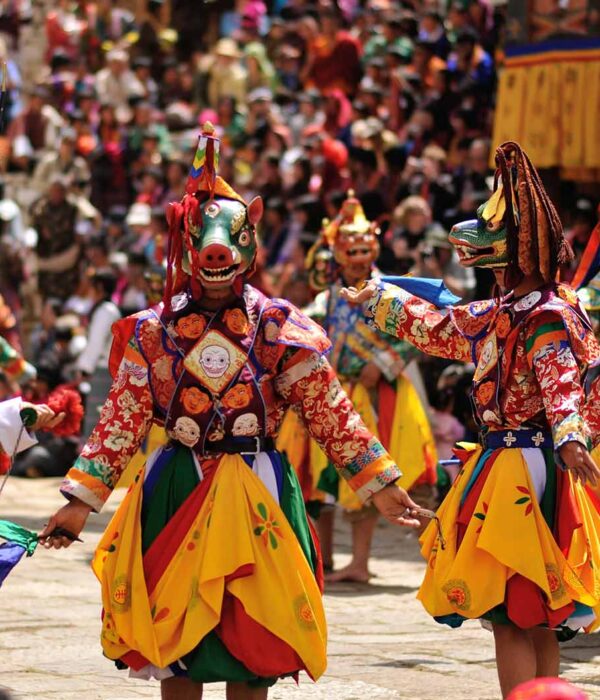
[365,284,495,363]
[60,336,154,511]
[525,311,590,451]
[274,349,402,502]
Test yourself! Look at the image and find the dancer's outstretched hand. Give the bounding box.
[39,498,92,549]
[559,441,600,486]
[371,484,422,528]
[339,282,378,306]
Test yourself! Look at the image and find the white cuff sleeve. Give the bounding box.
[0,398,38,455]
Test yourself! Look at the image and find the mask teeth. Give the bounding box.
[199,264,239,282]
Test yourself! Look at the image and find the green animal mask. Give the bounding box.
[183,195,263,291]
[448,185,509,269]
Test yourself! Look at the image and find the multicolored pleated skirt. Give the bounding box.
[92,442,327,685]
[418,430,600,637]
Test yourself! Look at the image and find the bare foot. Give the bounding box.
[325,563,372,584]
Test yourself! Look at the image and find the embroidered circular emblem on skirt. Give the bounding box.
[545,563,566,602]
[294,594,317,630]
[112,574,132,612]
[442,579,472,611]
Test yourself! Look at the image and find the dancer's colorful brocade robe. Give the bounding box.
[368,281,600,634]
[60,285,402,684]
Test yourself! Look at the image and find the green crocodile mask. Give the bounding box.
[448,185,509,269]
[182,196,263,291]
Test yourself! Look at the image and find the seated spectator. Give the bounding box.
[564,198,599,282]
[245,41,278,93]
[13,360,80,478]
[32,128,91,197]
[419,11,451,60]
[446,27,494,92]
[75,269,121,438]
[29,298,64,365]
[260,198,290,268]
[112,252,149,315]
[409,39,446,90]
[132,56,159,106]
[94,49,144,118]
[202,38,247,110]
[382,195,435,271]
[397,144,456,222]
[215,96,246,149]
[7,85,62,171]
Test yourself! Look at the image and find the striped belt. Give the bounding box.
[481,429,553,450]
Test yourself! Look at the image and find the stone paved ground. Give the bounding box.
[0,478,599,700]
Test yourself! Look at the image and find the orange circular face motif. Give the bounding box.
[222,383,253,410]
[475,381,495,407]
[176,313,207,339]
[223,308,249,335]
[181,386,212,414]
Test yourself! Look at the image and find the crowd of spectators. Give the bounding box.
[0,0,597,480]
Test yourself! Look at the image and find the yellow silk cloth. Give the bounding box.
[588,445,600,505]
[115,423,168,488]
[492,52,600,171]
[277,376,435,512]
[276,409,329,503]
[93,455,328,677]
[418,446,600,627]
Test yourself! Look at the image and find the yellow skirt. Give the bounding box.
[418,445,600,631]
[94,454,327,679]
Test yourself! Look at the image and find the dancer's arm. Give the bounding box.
[59,335,154,512]
[40,335,155,548]
[275,349,420,526]
[341,282,487,363]
[527,311,600,484]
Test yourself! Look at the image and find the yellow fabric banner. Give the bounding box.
[492,49,600,170]
[387,374,437,491]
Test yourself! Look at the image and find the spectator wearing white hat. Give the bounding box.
[94,49,144,114]
[121,201,154,262]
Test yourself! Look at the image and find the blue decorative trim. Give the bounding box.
[505,37,600,57]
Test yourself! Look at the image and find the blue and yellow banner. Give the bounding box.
[492,38,600,171]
